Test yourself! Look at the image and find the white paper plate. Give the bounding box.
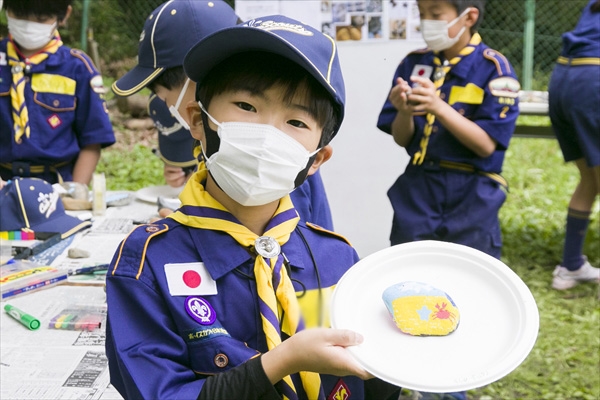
[135,185,183,205]
[330,240,539,393]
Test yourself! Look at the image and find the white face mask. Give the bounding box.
[199,102,319,206]
[168,78,191,131]
[420,8,471,51]
[7,16,57,50]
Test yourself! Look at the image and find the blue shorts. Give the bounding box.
[388,165,506,259]
[549,63,600,167]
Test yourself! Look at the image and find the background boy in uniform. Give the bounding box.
[113,0,335,230]
[0,0,115,185]
[113,0,239,190]
[148,93,198,217]
[548,0,600,290]
[105,15,400,400]
[149,93,197,189]
[377,0,520,263]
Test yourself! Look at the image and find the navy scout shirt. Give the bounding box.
[105,217,364,399]
[0,40,115,181]
[377,41,520,173]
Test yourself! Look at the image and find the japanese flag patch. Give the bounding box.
[164,262,218,296]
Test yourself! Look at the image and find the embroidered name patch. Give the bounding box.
[183,327,229,343]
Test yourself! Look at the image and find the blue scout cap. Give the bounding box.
[183,15,346,136]
[0,178,91,239]
[148,95,196,167]
[112,0,239,97]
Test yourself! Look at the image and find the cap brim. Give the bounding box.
[184,27,334,100]
[112,64,165,97]
[32,215,91,239]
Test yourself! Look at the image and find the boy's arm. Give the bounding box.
[407,76,497,157]
[387,77,416,147]
[72,144,101,185]
[200,329,380,400]
[198,356,280,400]
[70,50,116,155]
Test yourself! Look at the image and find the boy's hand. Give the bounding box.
[262,328,374,383]
[388,77,414,114]
[405,76,444,115]
[163,165,187,188]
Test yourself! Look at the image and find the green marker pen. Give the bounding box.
[4,304,40,330]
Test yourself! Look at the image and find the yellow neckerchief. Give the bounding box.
[7,31,63,144]
[412,33,481,165]
[169,166,323,400]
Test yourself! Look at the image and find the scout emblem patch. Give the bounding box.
[184,296,216,325]
[47,114,62,129]
[327,378,351,400]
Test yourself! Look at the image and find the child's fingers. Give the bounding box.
[327,328,364,347]
[410,75,434,88]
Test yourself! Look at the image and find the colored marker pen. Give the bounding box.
[4,304,40,330]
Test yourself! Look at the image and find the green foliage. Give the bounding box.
[466,138,600,400]
[500,138,599,268]
[96,144,163,191]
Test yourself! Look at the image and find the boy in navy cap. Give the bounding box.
[148,94,197,217]
[0,0,115,186]
[106,15,400,400]
[113,0,335,229]
[113,0,239,189]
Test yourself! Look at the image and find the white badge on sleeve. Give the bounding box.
[164,262,218,296]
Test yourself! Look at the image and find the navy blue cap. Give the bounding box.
[183,15,346,136]
[0,178,91,239]
[112,0,239,97]
[148,95,196,167]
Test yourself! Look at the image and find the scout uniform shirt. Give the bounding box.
[377,37,520,173]
[0,38,115,183]
[105,216,364,399]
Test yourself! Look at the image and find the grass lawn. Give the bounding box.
[98,125,599,399]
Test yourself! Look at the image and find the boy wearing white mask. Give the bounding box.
[377,1,519,260]
[105,14,401,400]
[378,3,519,399]
[113,1,335,231]
[112,0,240,190]
[0,0,115,185]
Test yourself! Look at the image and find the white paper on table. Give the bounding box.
[0,286,120,400]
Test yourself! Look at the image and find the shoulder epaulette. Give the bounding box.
[305,222,352,246]
[110,223,170,279]
[69,48,99,75]
[482,48,514,76]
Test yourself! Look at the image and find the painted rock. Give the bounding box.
[382,281,460,336]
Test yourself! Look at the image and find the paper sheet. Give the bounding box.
[1,286,122,400]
